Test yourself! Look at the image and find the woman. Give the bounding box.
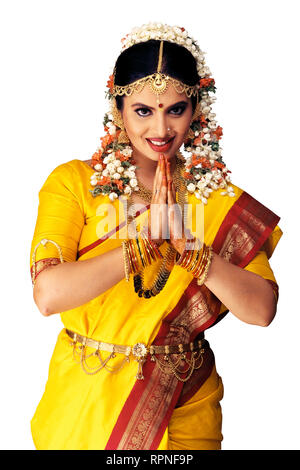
[30,23,282,450]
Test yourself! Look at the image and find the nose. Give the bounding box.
[150,113,172,139]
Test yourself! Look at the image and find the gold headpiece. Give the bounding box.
[111,40,201,142]
[111,41,199,103]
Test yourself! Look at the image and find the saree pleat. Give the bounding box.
[29,159,282,450]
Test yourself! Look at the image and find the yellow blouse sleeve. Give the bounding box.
[242,224,283,301]
[218,224,283,313]
[30,162,85,285]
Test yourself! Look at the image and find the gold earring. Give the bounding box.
[184,98,202,143]
[111,98,130,144]
[191,100,201,122]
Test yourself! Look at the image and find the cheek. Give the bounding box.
[124,114,146,138]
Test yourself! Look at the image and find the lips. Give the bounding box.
[146,136,175,153]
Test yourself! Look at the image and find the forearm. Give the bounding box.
[33,246,125,316]
[204,252,277,326]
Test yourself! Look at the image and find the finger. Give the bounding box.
[152,156,163,203]
[156,155,167,202]
[166,159,172,184]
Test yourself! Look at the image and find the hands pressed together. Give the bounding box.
[147,153,190,255]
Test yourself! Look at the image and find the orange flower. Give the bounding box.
[194,135,204,146]
[213,161,225,170]
[183,171,193,180]
[198,157,211,169]
[213,126,223,140]
[118,153,130,162]
[99,176,111,186]
[200,115,208,127]
[100,133,114,149]
[91,148,103,162]
[106,74,114,94]
[115,179,124,190]
[199,78,215,89]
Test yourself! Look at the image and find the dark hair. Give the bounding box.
[114,40,199,112]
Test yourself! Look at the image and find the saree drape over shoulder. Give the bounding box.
[29,159,282,450]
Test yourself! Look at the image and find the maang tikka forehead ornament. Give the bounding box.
[111,40,200,108]
[89,22,235,204]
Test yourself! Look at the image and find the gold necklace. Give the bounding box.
[127,152,188,298]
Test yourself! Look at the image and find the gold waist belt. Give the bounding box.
[66,328,207,383]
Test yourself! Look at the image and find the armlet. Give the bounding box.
[31,238,65,286]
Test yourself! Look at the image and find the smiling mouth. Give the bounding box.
[146,137,174,146]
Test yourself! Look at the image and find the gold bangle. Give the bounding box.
[128,239,139,273]
[197,246,214,285]
[193,244,209,278]
[140,236,151,266]
[122,241,131,281]
[135,236,145,268]
[186,239,202,272]
[125,241,134,275]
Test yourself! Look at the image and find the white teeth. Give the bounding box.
[149,140,167,146]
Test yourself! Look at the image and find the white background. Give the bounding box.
[0,0,298,450]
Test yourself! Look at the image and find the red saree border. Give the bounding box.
[212,190,280,269]
[30,257,62,284]
[77,203,150,258]
[102,190,281,450]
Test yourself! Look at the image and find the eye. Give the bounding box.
[169,105,186,115]
[135,107,152,117]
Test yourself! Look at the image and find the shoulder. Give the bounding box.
[46,159,92,180]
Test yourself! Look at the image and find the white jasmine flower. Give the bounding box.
[197,181,206,190]
[117,166,124,173]
[94,163,102,171]
[107,124,116,135]
[124,186,132,195]
[106,163,115,173]
[102,169,109,177]
[130,178,138,188]
[112,173,121,179]
[90,178,98,186]
[187,183,196,192]
[113,159,121,168]
[109,192,118,201]
[122,148,133,156]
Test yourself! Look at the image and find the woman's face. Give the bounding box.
[121,84,193,162]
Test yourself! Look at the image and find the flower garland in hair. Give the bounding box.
[89,22,235,203]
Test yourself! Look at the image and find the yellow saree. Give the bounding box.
[29,159,282,450]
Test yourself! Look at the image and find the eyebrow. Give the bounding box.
[131,100,188,110]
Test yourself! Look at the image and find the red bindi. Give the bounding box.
[158,103,163,108]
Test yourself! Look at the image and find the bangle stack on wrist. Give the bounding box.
[122,231,163,281]
[175,237,214,286]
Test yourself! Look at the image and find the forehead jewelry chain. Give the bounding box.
[153,40,166,109]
